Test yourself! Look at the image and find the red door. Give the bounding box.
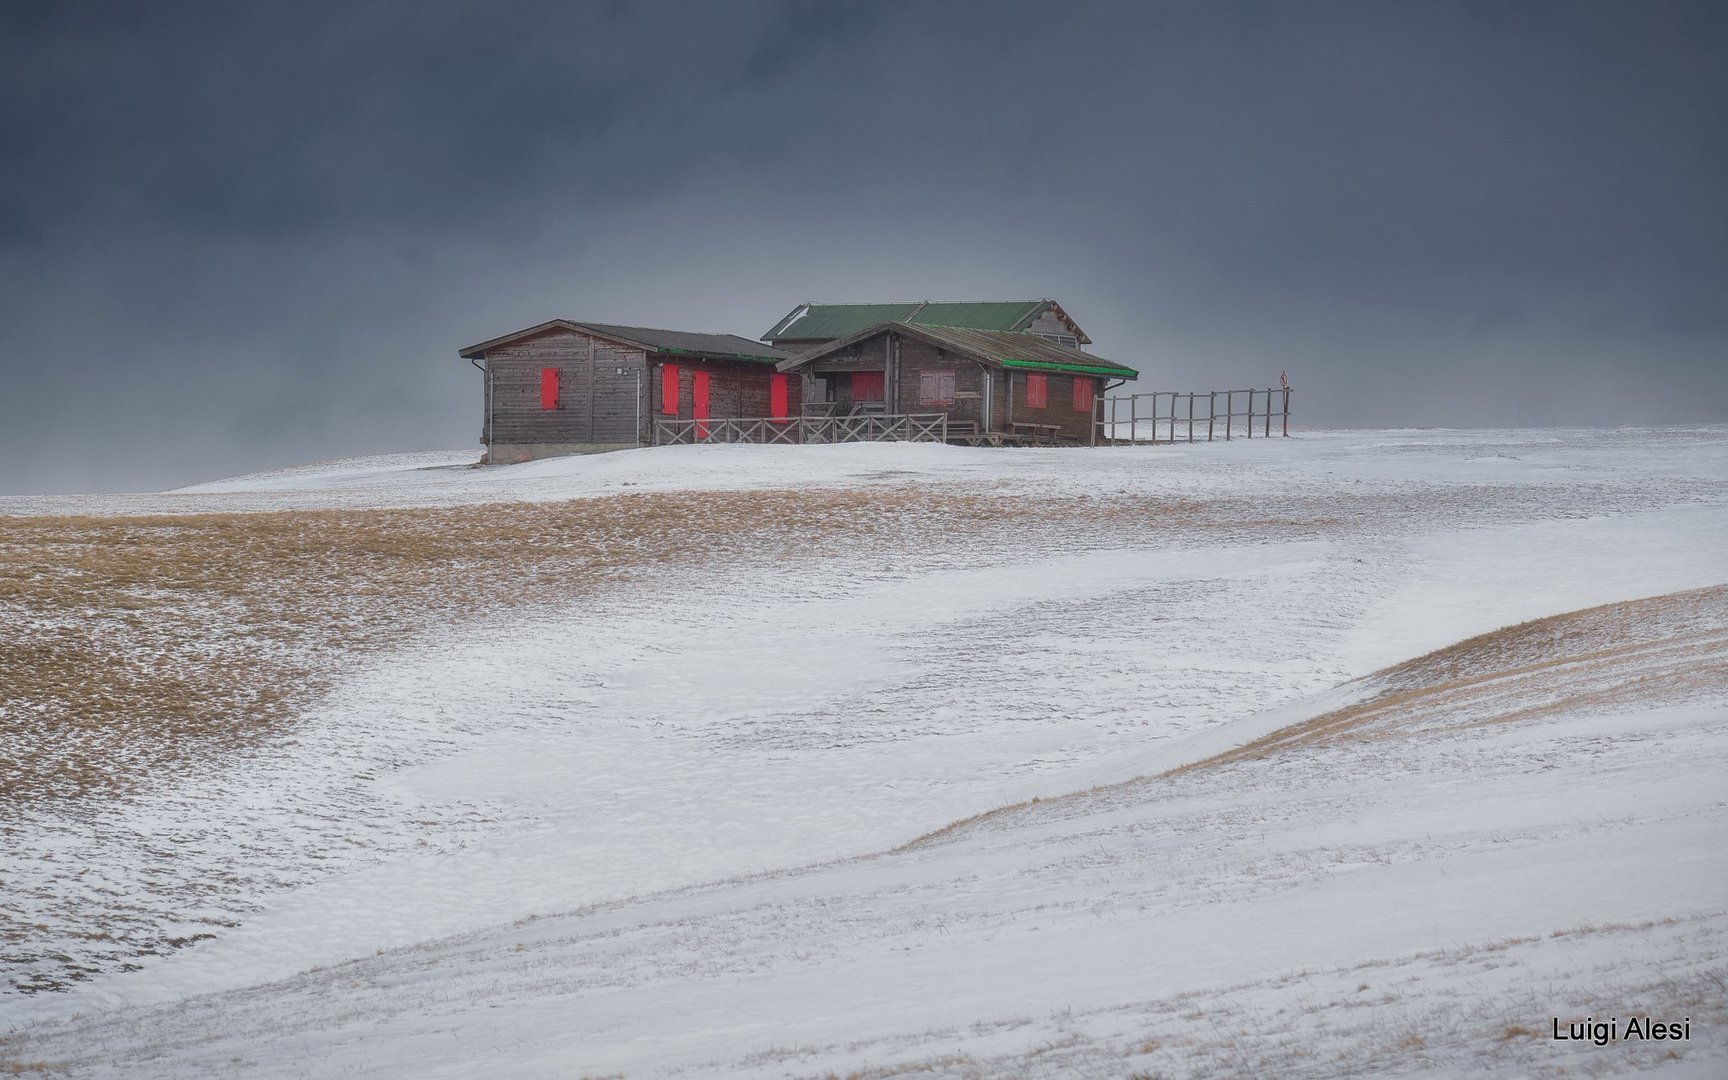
[661,364,680,415]
[693,370,710,439]
[851,370,885,403]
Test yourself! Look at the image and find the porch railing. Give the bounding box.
[654,413,949,446]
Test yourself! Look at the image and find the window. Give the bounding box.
[1037,332,1079,348]
[661,364,679,415]
[1072,376,1094,413]
[539,367,559,410]
[919,369,956,406]
[1025,373,1048,409]
[769,373,790,421]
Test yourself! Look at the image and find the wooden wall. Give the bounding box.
[1001,370,1099,440]
[483,328,801,448]
[890,335,990,428]
[1025,307,1083,346]
[652,358,801,422]
[482,327,649,447]
[806,336,889,412]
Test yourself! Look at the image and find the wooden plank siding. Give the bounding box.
[1024,309,1082,345]
[1002,369,1098,441]
[477,324,801,455]
[482,327,649,447]
[804,336,889,413]
[655,359,800,422]
[891,335,991,430]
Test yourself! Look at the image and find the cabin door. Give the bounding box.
[692,370,710,439]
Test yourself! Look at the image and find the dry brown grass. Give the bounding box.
[1172,584,1728,774]
[3,485,1252,994]
[0,488,1222,809]
[901,584,1728,850]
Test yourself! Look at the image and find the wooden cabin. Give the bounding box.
[776,322,1138,444]
[458,320,799,462]
[762,299,1091,354]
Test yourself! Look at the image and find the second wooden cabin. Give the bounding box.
[777,321,1138,444]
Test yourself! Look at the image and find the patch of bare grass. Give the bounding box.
[3,486,1277,812]
[4,486,1242,994]
[901,584,1728,850]
[1,490,1076,808]
[1175,584,1728,772]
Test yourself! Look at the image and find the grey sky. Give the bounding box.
[2,0,1723,493]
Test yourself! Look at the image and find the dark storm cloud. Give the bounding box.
[1,0,1723,493]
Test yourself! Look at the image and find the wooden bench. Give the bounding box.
[946,423,1025,447]
[1009,422,1062,445]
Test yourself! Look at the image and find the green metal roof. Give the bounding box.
[907,325,1138,379]
[778,322,1138,380]
[998,357,1139,379]
[763,300,1063,342]
[904,301,1045,331]
[763,304,920,342]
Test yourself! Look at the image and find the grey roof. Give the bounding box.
[576,323,795,362]
[777,321,1138,380]
[459,319,794,363]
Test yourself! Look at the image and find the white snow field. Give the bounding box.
[2,427,1726,1078]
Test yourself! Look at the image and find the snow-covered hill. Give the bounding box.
[2,428,1725,1078]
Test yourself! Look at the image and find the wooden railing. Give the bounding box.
[654,413,949,446]
[1093,387,1292,445]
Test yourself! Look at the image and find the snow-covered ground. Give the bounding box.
[2,427,1725,1077]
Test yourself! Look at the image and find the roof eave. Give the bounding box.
[457,318,582,359]
[1037,299,1092,345]
[460,320,790,363]
[998,357,1138,379]
[653,346,786,364]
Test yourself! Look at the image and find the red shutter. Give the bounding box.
[661,364,679,415]
[540,367,559,410]
[1071,376,1093,413]
[1026,373,1048,409]
[852,370,885,402]
[769,373,789,421]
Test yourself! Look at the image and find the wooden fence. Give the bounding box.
[1093,387,1292,445]
[654,413,949,446]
